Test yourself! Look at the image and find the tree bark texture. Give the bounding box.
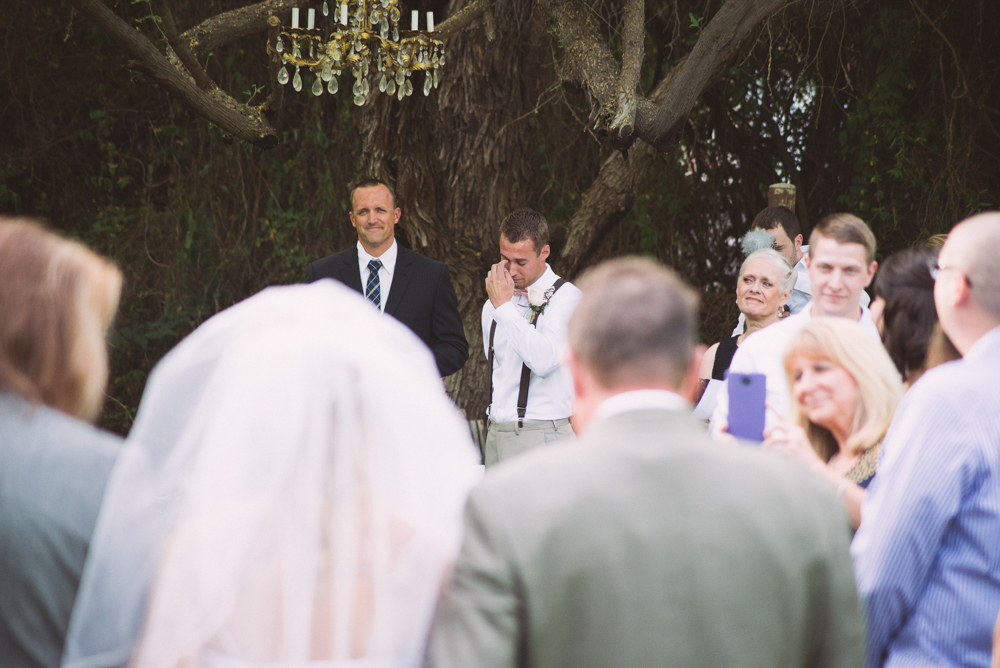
[358,0,543,421]
[66,0,280,147]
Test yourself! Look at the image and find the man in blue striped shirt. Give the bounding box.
[852,212,1000,668]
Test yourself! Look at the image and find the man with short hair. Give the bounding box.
[735,207,869,332]
[426,258,864,668]
[481,208,581,466]
[306,178,468,376]
[713,213,880,430]
[853,212,1000,668]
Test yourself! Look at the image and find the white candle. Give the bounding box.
[411,10,418,30]
[426,11,434,32]
[291,7,299,29]
[341,3,348,24]
[307,7,315,29]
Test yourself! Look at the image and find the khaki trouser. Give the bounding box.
[484,418,575,467]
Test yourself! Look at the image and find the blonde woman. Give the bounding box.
[763,317,902,528]
[0,219,123,668]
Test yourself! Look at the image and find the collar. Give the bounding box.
[594,389,689,422]
[964,324,1000,362]
[357,240,397,275]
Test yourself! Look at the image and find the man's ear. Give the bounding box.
[349,212,358,229]
[864,260,878,288]
[539,244,551,261]
[393,207,402,225]
[679,344,707,403]
[794,234,803,252]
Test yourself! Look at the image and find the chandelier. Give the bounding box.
[271,2,445,105]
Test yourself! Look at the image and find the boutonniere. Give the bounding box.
[525,284,558,322]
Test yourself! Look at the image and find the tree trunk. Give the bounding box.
[359,1,543,421]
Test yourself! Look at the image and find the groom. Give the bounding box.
[305,178,468,377]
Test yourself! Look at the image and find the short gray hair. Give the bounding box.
[569,257,699,387]
[739,249,796,294]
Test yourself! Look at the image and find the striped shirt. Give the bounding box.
[852,325,1000,668]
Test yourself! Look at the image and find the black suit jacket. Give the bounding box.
[306,245,469,376]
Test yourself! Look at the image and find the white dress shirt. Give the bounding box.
[481,265,582,422]
[712,301,881,432]
[731,245,870,336]
[357,240,397,312]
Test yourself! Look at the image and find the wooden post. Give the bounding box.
[768,183,795,211]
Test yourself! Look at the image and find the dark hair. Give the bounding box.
[873,246,938,380]
[809,213,877,264]
[751,206,801,240]
[350,177,397,210]
[499,208,549,253]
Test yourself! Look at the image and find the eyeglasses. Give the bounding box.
[927,258,972,288]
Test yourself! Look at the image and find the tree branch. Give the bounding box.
[612,0,645,141]
[546,0,791,153]
[436,0,491,40]
[154,0,213,89]
[641,0,789,152]
[67,0,279,148]
[182,0,297,62]
[559,71,677,277]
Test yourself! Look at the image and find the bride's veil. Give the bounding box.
[62,281,481,668]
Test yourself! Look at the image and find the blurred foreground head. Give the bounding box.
[935,212,1000,355]
[0,218,122,422]
[568,258,699,429]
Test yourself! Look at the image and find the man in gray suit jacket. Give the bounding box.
[425,258,864,668]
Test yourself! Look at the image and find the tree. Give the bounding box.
[4,0,997,430]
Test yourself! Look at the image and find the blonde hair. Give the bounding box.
[0,218,122,421]
[783,318,902,460]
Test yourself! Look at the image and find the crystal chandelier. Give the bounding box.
[271,1,445,105]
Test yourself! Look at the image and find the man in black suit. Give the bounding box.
[305,178,469,376]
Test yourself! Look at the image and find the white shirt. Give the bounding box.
[594,389,689,423]
[712,301,881,432]
[731,245,870,336]
[481,265,582,422]
[357,240,398,312]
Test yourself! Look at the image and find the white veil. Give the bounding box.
[62,281,481,668]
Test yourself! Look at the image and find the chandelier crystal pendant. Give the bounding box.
[271,2,445,106]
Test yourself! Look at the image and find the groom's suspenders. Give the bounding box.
[487,278,568,428]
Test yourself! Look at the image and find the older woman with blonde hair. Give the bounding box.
[0,218,123,667]
[763,317,902,528]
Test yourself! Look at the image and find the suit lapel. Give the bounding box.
[339,246,364,294]
[383,247,413,316]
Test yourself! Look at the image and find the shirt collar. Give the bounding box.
[357,240,397,275]
[594,389,689,422]
[964,324,1000,362]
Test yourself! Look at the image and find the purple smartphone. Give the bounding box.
[727,372,766,443]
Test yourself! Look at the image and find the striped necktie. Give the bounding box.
[366,258,383,309]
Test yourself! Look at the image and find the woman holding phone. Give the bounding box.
[763,318,902,529]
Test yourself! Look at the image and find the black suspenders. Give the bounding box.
[487,278,568,427]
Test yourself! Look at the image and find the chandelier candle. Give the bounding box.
[272,1,445,105]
